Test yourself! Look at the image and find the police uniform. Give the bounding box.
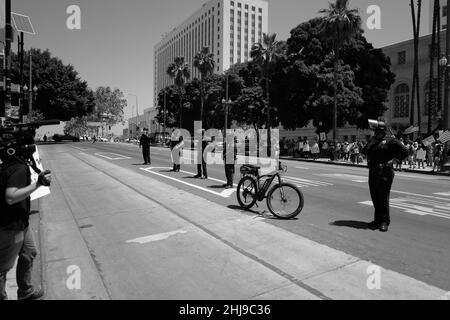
[139,130,151,165]
[223,138,238,188]
[362,127,408,232]
[195,138,209,179]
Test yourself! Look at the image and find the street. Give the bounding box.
[41,141,450,297]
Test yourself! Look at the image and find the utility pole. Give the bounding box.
[163,90,166,144]
[28,52,32,114]
[1,0,12,118]
[19,33,24,120]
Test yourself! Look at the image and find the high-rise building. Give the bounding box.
[430,0,449,32]
[154,0,268,107]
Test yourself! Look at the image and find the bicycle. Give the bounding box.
[236,162,304,219]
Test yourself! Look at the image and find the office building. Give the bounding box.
[154,0,269,107]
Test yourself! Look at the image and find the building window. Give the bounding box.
[231,1,234,5]
[443,6,447,17]
[259,8,262,13]
[238,3,241,8]
[398,51,406,65]
[424,80,440,116]
[394,84,410,118]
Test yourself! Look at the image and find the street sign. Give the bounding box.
[320,132,326,141]
[11,12,35,35]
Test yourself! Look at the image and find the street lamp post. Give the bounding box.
[127,93,139,137]
[439,55,450,130]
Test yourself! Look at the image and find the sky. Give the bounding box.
[10,0,435,134]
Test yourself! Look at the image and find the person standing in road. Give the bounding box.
[223,136,238,189]
[139,128,151,165]
[194,130,209,179]
[362,119,408,232]
[171,136,184,172]
[0,132,51,300]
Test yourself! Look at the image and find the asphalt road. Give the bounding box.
[66,141,450,291]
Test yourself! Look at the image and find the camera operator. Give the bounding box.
[0,131,51,300]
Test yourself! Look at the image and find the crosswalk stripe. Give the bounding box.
[285,176,333,187]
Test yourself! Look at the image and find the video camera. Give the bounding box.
[0,119,60,162]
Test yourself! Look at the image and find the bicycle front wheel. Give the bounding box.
[236,176,258,210]
[267,183,304,219]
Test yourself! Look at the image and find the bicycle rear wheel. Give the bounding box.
[236,176,258,210]
[267,183,304,219]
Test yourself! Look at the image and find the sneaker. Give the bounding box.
[18,288,44,300]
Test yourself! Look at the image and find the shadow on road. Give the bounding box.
[330,220,374,230]
[208,185,227,189]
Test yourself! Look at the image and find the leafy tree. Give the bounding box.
[193,47,215,123]
[273,16,394,134]
[64,117,88,137]
[26,110,45,123]
[11,48,95,121]
[167,57,190,128]
[92,86,127,127]
[319,0,361,141]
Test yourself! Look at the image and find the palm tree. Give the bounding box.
[167,57,190,128]
[251,33,284,157]
[319,0,361,143]
[410,0,422,135]
[193,47,215,125]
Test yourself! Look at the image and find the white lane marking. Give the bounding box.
[71,146,90,151]
[391,190,450,201]
[295,166,310,170]
[435,192,450,197]
[284,176,333,188]
[94,152,132,160]
[318,173,368,183]
[359,196,450,220]
[140,167,236,198]
[126,230,187,244]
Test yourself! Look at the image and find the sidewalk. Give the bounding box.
[280,156,450,176]
[23,144,448,300]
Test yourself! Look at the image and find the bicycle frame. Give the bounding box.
[249,172,283,202]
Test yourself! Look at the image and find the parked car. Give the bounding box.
[53,134,80,142]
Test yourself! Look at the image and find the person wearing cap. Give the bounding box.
[139,128,151,165]
[362,119,408,232]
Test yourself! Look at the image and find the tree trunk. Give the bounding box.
[266,75,271,158]
[179,91,183,129]
[428,0,438,134]
[254,123,260,158]
[200,76,204,125]
[416,0,422,135]
[410,0,417,131]
[333,47,339,144]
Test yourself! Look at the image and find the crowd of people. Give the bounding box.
[279,136,450,173]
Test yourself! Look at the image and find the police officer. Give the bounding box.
[194,130,209,179]
[223,136,238,189]
[139,128,151,165]
[362,119,408,232]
